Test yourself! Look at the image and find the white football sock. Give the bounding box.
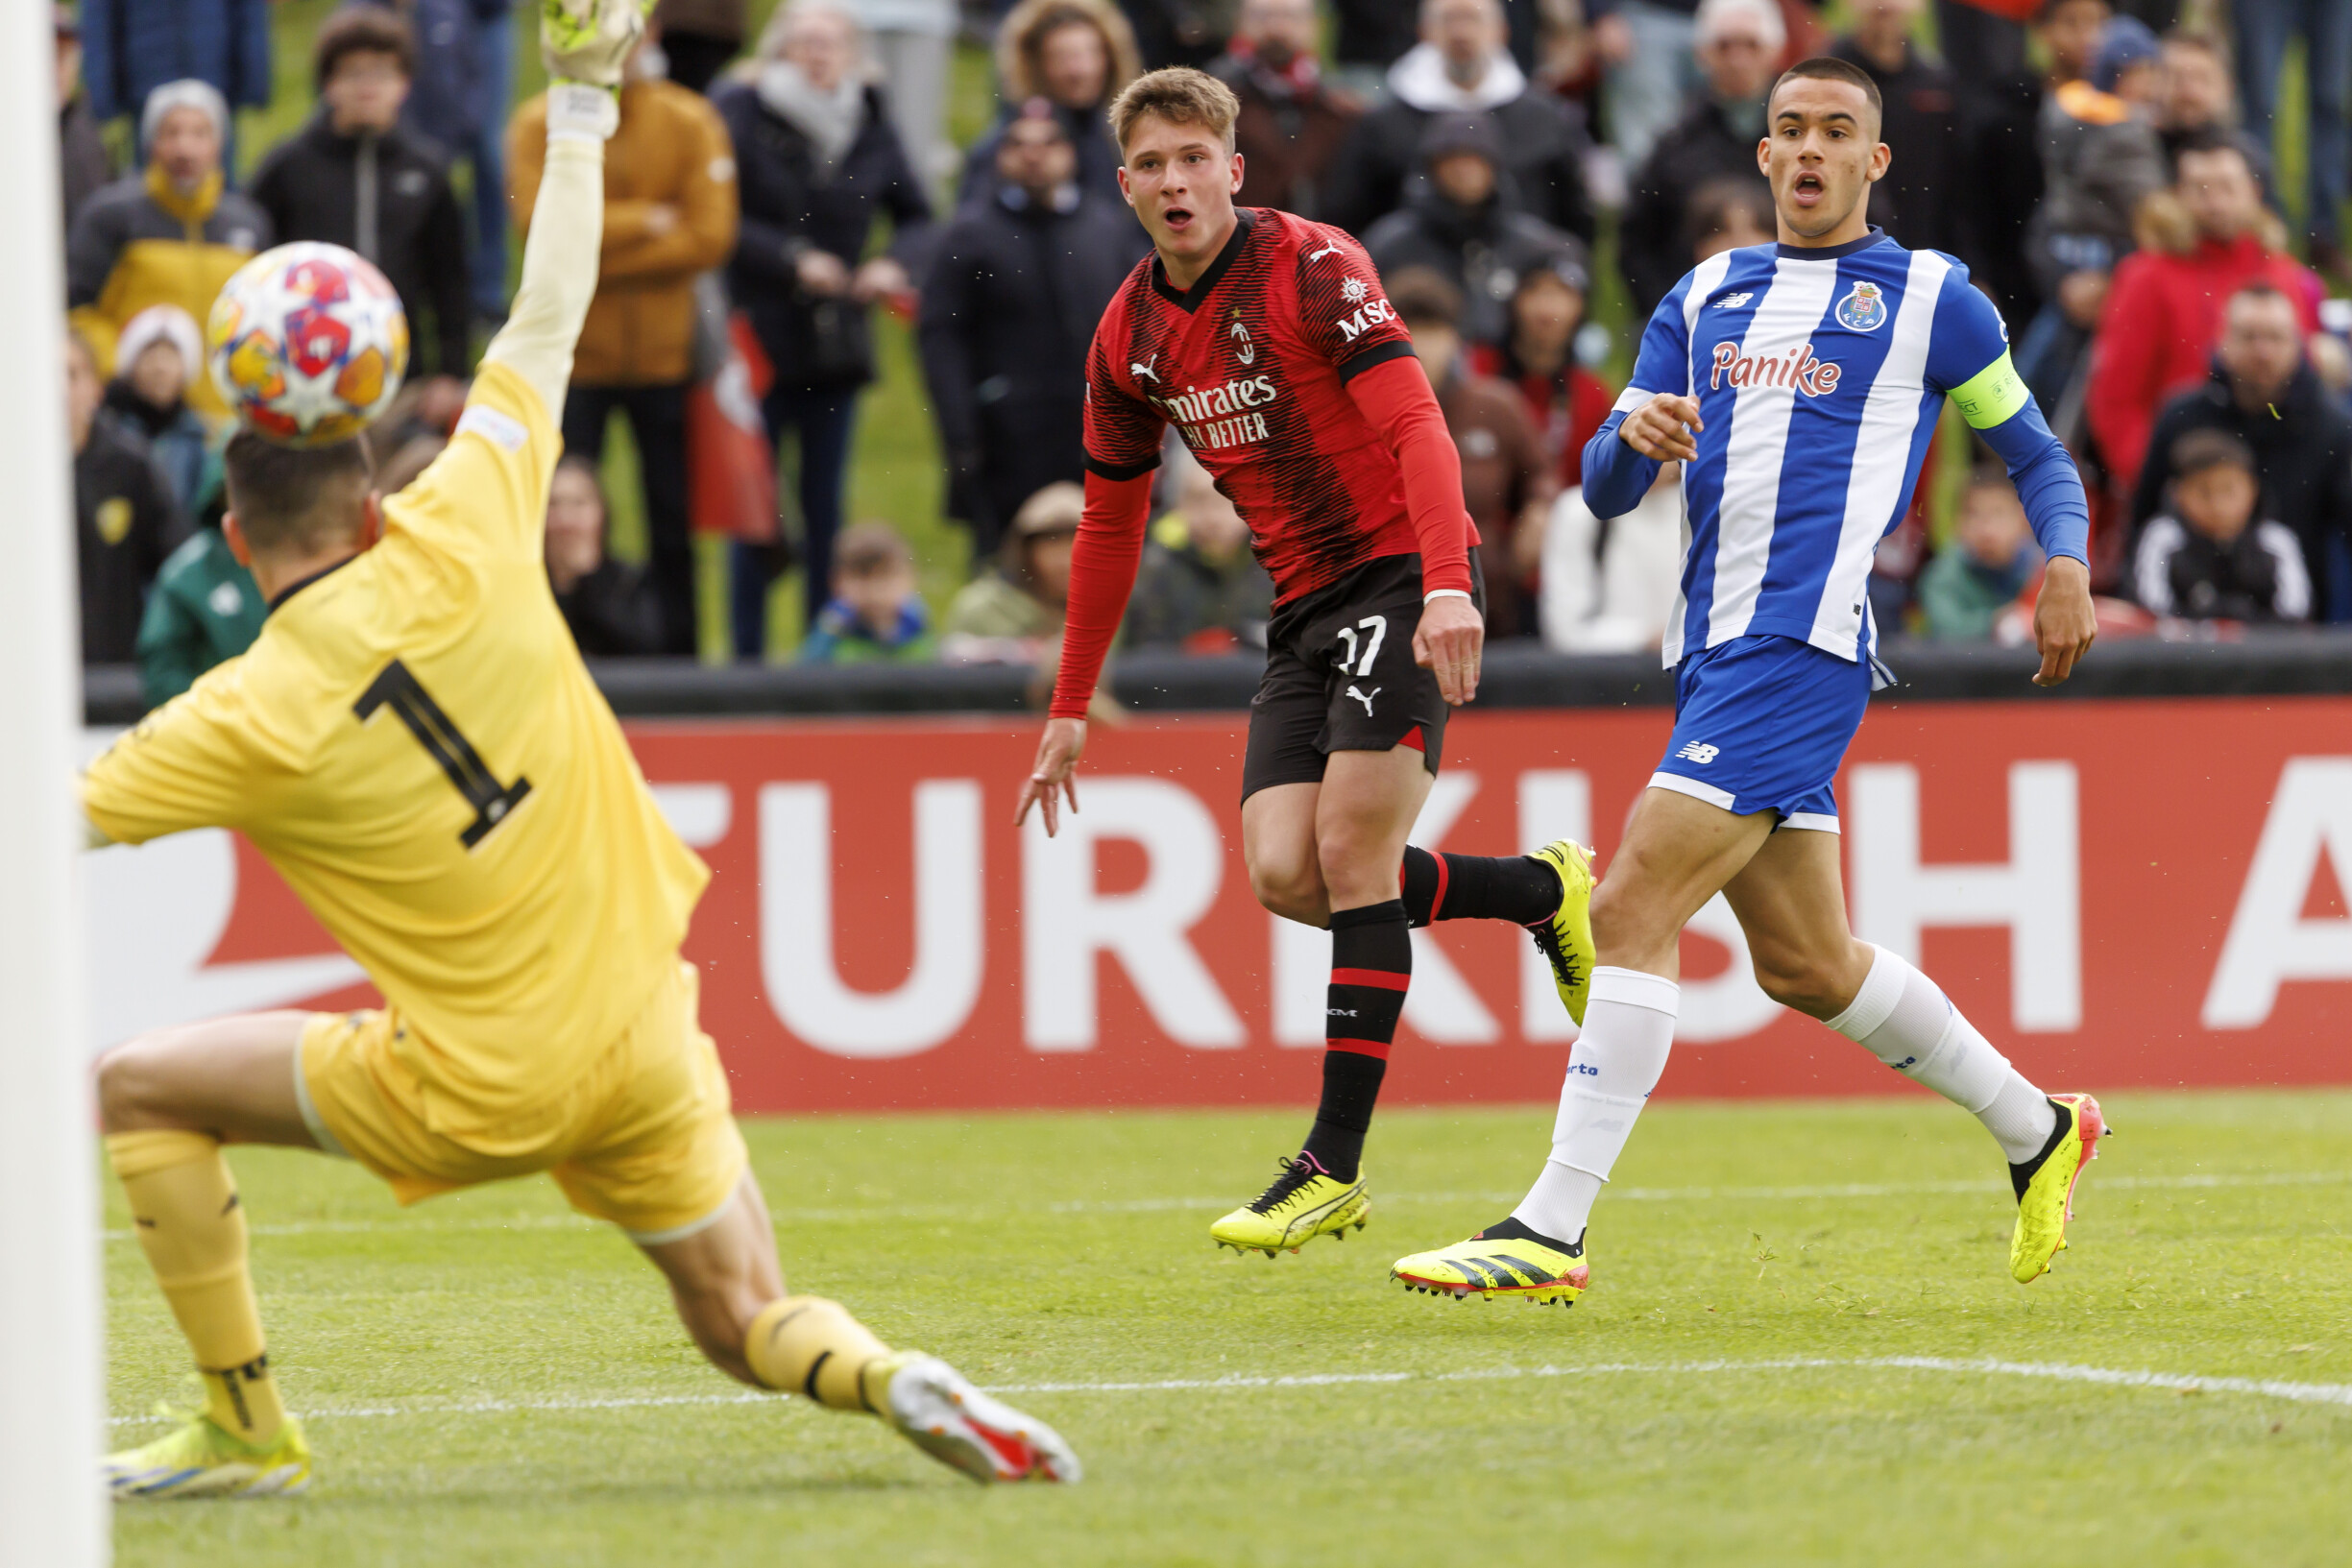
[1513,967,1679,1245]
[1827,944,2058,1163]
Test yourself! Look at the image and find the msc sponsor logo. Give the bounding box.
[1708,340,1842,396]
[1334,296,1395,342]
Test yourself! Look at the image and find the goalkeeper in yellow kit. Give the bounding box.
[85,0,1077,1499]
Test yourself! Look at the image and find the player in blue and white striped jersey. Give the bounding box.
[1388,58,2109,1311]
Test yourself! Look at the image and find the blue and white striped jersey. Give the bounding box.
[1583,230,2090,669]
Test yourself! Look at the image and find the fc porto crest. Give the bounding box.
[1834,279,1888,332]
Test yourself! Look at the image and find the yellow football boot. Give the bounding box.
[1392,1223,1588,1306]
[2010,1093,2108,1284]
[1528,840,1599,1025]
[1209,1155,1370,1256]
[105,1411,311,1500]
[871,1352,1080,1484]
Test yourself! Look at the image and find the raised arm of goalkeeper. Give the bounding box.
[480,0,648,422]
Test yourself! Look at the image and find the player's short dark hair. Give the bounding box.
[314,5,415,91]
[223,430,376,556]
[2170,427,2257,482]
[1385,267,1463,332]
[1769,57,1883,136]
[1108,66,1239,156]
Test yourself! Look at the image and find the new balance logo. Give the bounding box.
[1674,741,1720,764]
[1130,355,1159,381]
[1713,292,1755,309]
[1346,685,1380,715]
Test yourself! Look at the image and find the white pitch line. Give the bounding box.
[107,1355,2352,1430]
[93,1168,2352,1242]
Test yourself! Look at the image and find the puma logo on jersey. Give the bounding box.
[1307,242,1344,263]
[1712,291,1754,309]
[1709,340,1842,396]
[1674,741,1720,764]
[1131,354,1159,380]
[1346,685,1381,716]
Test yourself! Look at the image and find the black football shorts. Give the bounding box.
[1239,551,1488,803]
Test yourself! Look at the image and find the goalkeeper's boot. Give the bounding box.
[872,1352,1079,1484]
[105,1411,311,1500]
[2010,1093,2108,1284]
[1527,840,1599,1026]
[1209,1153,1370,1256]
[1391,1218,1588,1307]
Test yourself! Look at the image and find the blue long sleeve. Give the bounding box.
[1980,398,2092,567]
[1580,410,1663,520]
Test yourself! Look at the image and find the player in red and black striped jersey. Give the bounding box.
[1014,68,1597,1264]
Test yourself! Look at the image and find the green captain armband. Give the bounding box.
[1951,350,2030,430]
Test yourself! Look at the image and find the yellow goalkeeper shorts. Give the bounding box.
[296,960,748,1242]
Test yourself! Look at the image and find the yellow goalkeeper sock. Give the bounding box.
[107,1129,285,1444]
[744,1296,894,1413]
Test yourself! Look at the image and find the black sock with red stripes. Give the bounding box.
[1300,900,1412,1184]
[1398,845,1561,929]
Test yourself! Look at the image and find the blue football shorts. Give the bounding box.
[1648,633,1874,832]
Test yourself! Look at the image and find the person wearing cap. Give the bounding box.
[1467,254,1614,491]
[1321,0,1593,246]
[1386,267,1554,639]
[57,8,116,234]
[943,483,1121,721]
[1208,0,1364,223]
[1616,0,1780,317]
[919,99,1146,562]
[100,304,216,518]
[250,7,474,397]
[66,79,271,419]
[1362,111,1587,349]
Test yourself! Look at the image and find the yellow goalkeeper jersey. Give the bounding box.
[81,365,708,1135]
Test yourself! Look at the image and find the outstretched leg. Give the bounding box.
[637,1176,1079,1483]
[96,1012,321,1497]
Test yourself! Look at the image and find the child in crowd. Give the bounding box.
[1125,454,1273,654]
[102,304,216,517]
[545,456,666,657]
[1921,463,2044,640]
[944,482,1083,662]
[2131,429,2312,621]
[801,521,937,663]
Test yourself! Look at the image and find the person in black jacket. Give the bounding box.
[918,102,1147,561]
[546,457,666,657]
[715,1,933,648]
[250,8,473,405]
[1616,0,1779,315]
[1362,113,1586,349]
[1831,0,1959,255]
[2127,282,2352,621]
[1321,0,1593,246]
[69,329,185,665]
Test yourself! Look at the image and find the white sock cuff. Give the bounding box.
[1824,944,1906,1041]
[1588,966,1681,1016]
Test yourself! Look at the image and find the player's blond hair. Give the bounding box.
[1107,66,1240,157]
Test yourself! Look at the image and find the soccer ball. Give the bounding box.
[206,242,408,447]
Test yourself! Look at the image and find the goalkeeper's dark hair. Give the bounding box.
[222,430,376,556]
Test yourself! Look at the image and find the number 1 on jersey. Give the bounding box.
[354,660,532,849]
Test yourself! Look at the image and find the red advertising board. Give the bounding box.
[98,697,2352,1109]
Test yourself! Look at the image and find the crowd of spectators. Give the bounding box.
[53,0,2352,709]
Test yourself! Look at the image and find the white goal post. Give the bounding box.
[0,0,107,1558]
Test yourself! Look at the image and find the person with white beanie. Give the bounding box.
[67,78,272,418]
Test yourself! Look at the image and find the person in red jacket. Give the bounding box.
[2086,131,2321,500]
[1011,68,1599,1262]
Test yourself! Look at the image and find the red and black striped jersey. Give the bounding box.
[1083,207,1458,603]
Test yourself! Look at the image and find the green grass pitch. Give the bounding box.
[108,1092,2352,1566]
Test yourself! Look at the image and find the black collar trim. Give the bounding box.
[1151,208,1256,311]
[267,553,359,615]
[1776,226,1891,262]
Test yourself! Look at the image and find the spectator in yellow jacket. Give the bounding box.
[66,79,270,418]
[508,46,739,656]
